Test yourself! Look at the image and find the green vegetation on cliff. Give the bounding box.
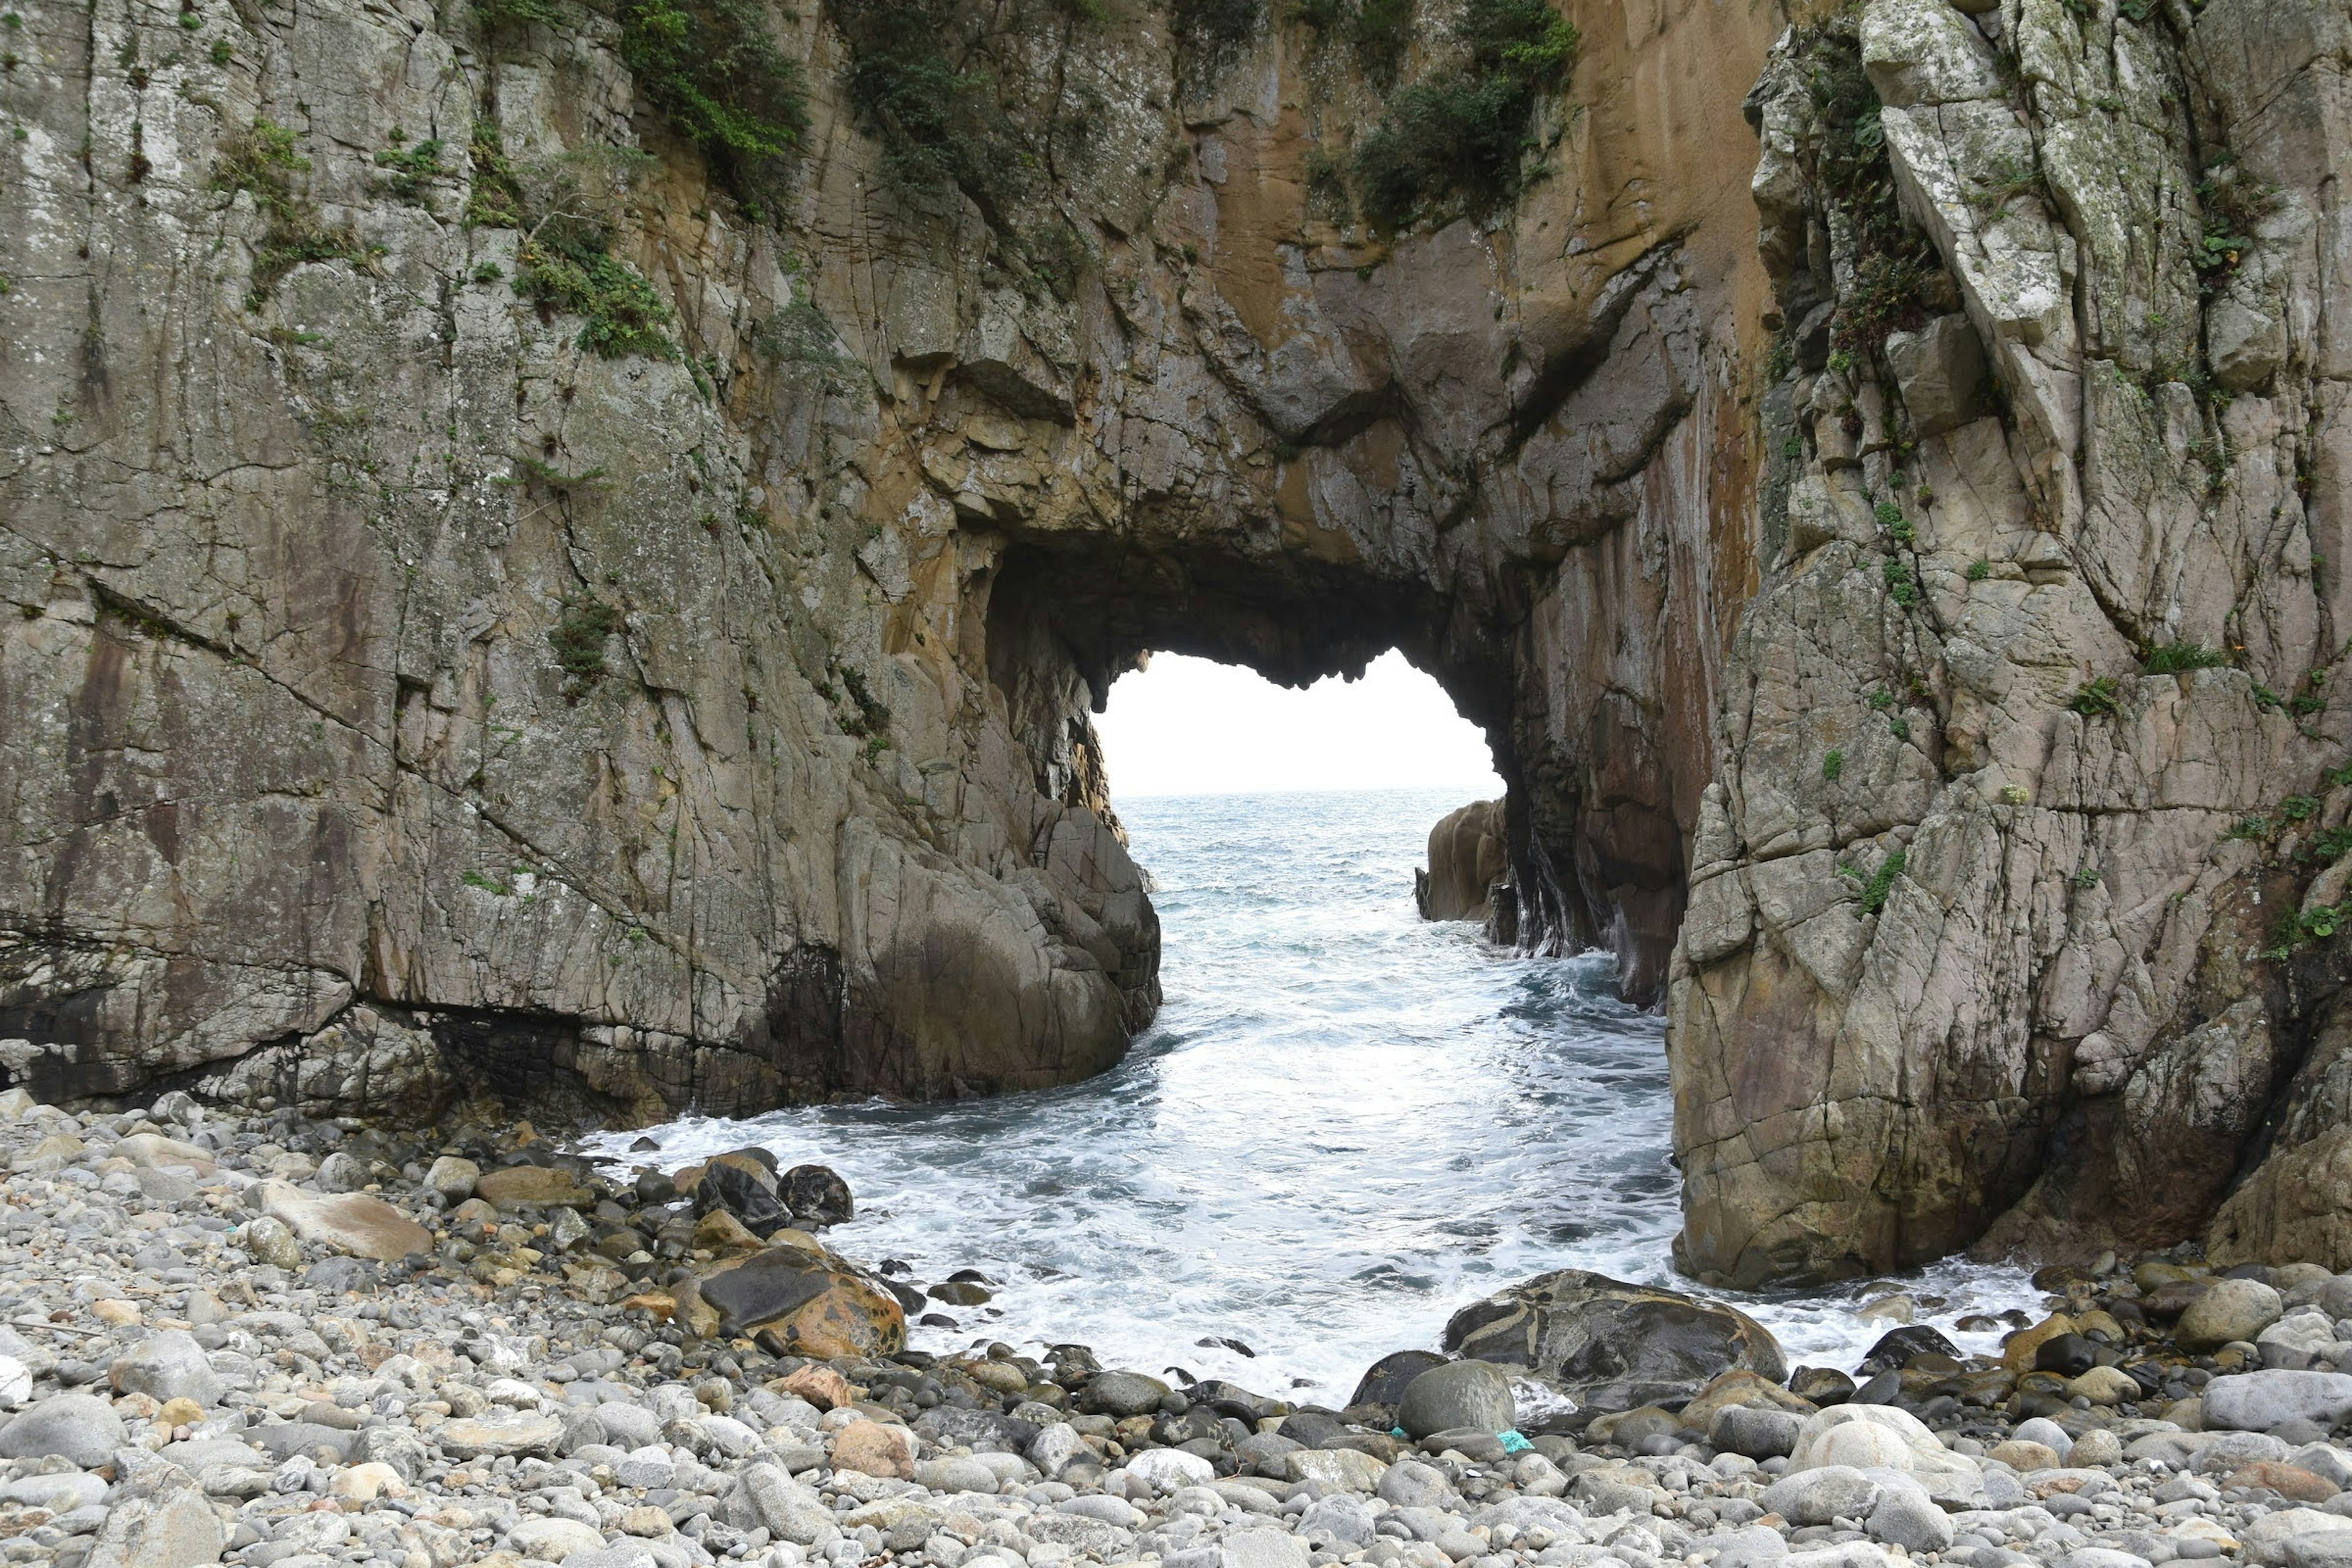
[472,0,806,216]
[1350,0,1576,229]
[827,0,1095,294]
[616,0,809,214]
[212,119,374,308]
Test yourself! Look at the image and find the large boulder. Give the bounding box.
[1442,1269,1785,1412]
[1416,801,1508,922]
[84,1455,224,1568]
[780,1164,855,1228]
[1396,1360,1516,1439]
[1351,1350,1450,1409]
[0,1392,126,1466]
[2205,1372,2352,1433]
[254,1182,432,1262]
[687,1243,905,1357]
[2179,1278,2285,1351]
[473,1163,596,1210]
[1786,1404,1984,1507]
[110,1330,224,1408]
[692,1157,794,1238]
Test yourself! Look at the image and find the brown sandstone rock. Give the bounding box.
[830,1419,916,1479]
[1417,801,1509,923]
[472,1166,595,1210]
[255,1182,432,1262]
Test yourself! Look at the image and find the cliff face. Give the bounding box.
[7,0,2345,1286]
[1670,0,2352,1284]
[0,0,1774,1120]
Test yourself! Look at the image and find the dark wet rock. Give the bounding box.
[1442,1268,1785,1413]
[1858,1325,1961,1376]
[782,1164,855,1227]
[2034,1333,2100,1377]
[1080,1370,1172,1418]
[690,1245,905,1358]
[695,1158,793,1238]
[1351,1349,1450,1409]
[1789,1366,1856,1405]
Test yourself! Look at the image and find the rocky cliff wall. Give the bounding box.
[10,0,2345,1289]
[1668,0,2352,1284]
[0,0,1777,1120]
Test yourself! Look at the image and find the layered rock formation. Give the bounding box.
[0,0,1774,1118]
[1416,799,1508,925]
[1668,0,2352,1284]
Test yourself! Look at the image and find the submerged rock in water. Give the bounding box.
[1442,1268,1785,1412]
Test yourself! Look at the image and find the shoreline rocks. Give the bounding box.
[9,1094,2352,1568]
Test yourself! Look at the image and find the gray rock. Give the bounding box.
[1713,1404,1802,1460]
[1709,1525,1790,1568]
[617,1444,677,1489]
[424,1156,481,1200]
[241,1215,303,1270]
[2267,1314,2344,1372]
[315,1151,368,1191]
[2206,1372,2352,1433]
[595,1401,664,1449]
[1866,1486,1955,1553]
[1759,1464,1881,1526]
[2013,1417,2073,1457]
[1884,314,1989,436]
[736,1461,839,1547]
[0,1392,127,1466]
[110,1330,224,1408]
[1351,1351,1452,1409]
[1219,1529,1311,1568]
[2179,1280,2285,1351]
[1296,1494,1378,1547]
[83,1455,223,1568]
[1377,1460,1455,1510]
[1396,1360,1515,1440]
[1028,1422,1092,1479]
[1080,1371,1171,1419]
[254,1422,363,1464]
[2068,1430,2123,1467]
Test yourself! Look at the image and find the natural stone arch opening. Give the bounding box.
[975,527,1669,998]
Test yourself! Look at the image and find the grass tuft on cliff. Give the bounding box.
[519,227,678,360]
[1351,0,1577,230]
[212,119,375,308]
[1793,18,1934,360]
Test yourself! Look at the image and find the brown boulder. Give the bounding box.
[255,1182,432,1262]
[2000,1314,2078,1373]
[690,1243,905,1358]
[775,1364,857,1410]
[830,1419,915,1479]
[1681,1368,1814,1431]
[473,1165,596,1208]
[1416,800,1508,922]
[2227,1463,2339,1502]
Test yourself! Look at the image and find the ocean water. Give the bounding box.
[585,789,2043,1405]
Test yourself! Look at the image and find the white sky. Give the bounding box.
[1092,649,1505,797]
